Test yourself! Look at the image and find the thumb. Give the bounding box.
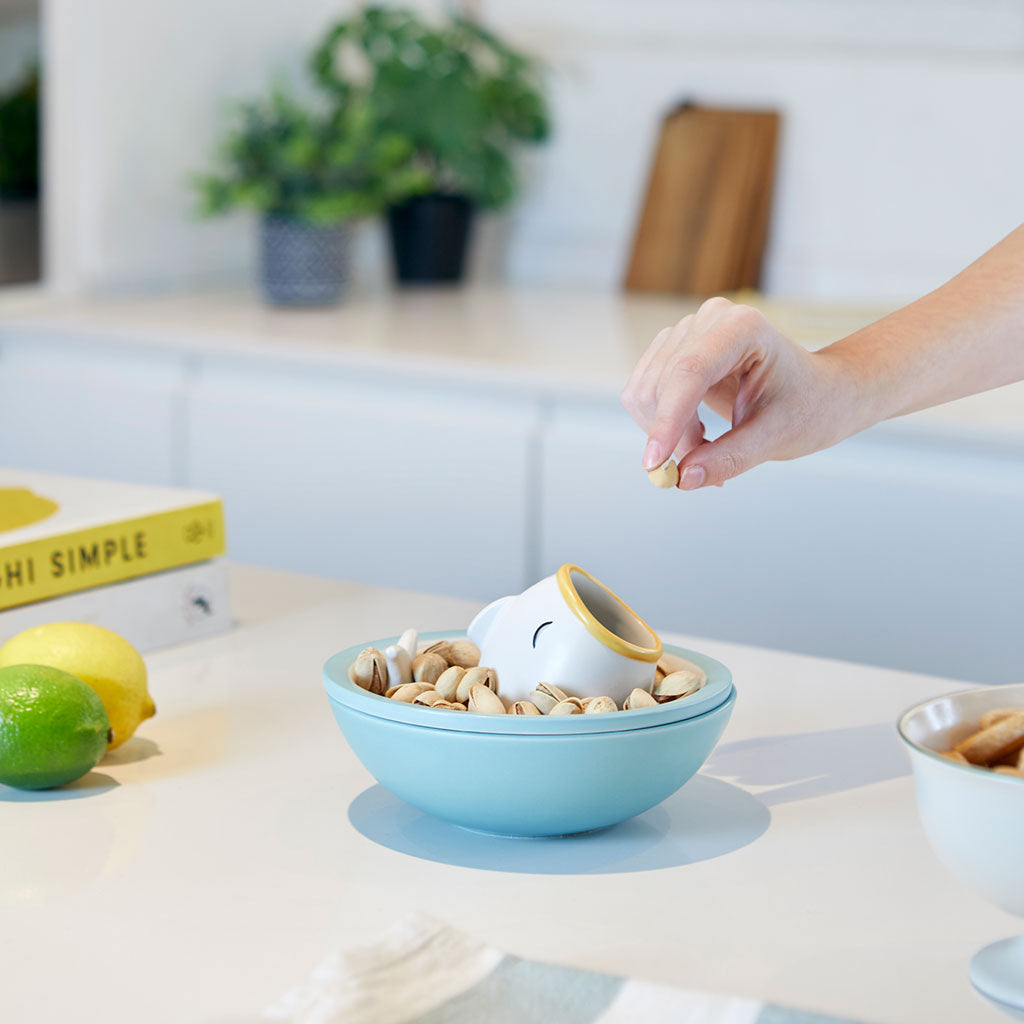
[676,423,770,489]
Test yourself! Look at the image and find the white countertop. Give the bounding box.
[0,564,1013,1024]
[3,285,1023,446]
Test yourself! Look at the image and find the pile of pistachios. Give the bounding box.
[347,629,707,715]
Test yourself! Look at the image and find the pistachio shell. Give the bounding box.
[413,689,445,707]
[549,697,584,716]
[457,666,498,703]
[390,682,433,703]
[349,647,388,694]
[412,652,447,685]
[509,700,542,715]
[623,687,657,710]
[419,640,453,664]
[584,696,618,714]
[657,654,707,686]
[446,639,480,668]
[433,700,467,711]
[468,684,506,714]
[530,682,569,714]
[648,459,679,489]
[434,665,466,702]
[653,668,705,703]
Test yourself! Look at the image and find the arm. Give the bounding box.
[621,225,1024,489]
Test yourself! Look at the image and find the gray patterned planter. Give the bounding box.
[260,214,349,307]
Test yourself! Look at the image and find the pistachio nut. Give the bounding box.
[657,654,708,687]
[385,685,400,699]
[584,696,618,714]
[653,668,705,703]
[385,644,413,687]
[623,687,658,710]
[457,666,498,703]
[509,700,542,716]
[648,459,679,489]
[468,684,506,714]
[446,639,481,669]
[434,665,467,702]
[420,640,454,664]
[390,682,433,703]
[530,682,569,715]
[412,652,447,685]
[549,697,584,716]
[349,647,388,695]
[433,700,467,711]
[413,689,445,707]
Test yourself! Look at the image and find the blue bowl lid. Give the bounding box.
[323,631,734,735]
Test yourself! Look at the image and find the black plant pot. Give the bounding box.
[387,194,474,284]
[260,214,349,307]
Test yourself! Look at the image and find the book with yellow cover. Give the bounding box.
[0,469,226,611]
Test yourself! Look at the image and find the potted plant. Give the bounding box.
[0,65,41,285]
[194,84,426,306]
[312,6,551,284]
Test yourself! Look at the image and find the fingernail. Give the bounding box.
[642,439,663,470]
[679,465,706,490]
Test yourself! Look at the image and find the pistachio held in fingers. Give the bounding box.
[648,459,680,489]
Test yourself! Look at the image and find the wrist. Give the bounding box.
[813,330,895,440]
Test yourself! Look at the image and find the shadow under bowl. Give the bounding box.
[324,632,735,837]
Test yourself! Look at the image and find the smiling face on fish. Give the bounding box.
[467,566,662,704]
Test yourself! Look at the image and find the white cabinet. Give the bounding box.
[0,334,184,485]
[540,400,1024,684]
[185,356,540,601]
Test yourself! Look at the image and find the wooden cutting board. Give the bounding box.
[625,103,780,296]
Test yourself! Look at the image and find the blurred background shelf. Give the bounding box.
[0,285,1021,684]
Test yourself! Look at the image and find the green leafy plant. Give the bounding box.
[311,6,551,208]
[193,85,429,224]
[0,66,39,199]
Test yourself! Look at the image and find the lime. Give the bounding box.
[0,663,111,789]
[0,623,155,749]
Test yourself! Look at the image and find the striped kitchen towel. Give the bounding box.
[260,914,866,1024]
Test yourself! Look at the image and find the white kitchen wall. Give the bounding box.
[42,0,1024,302]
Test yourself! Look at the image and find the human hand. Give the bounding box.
[621,298,861,489]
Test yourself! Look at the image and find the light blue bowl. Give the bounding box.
[323,631,736,837]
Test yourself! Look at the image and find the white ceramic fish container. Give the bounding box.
[467,564,663,705]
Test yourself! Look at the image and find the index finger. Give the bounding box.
[643,310,762,468]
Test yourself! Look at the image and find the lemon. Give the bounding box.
[0,663,111,789]
[0,623,155,749]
